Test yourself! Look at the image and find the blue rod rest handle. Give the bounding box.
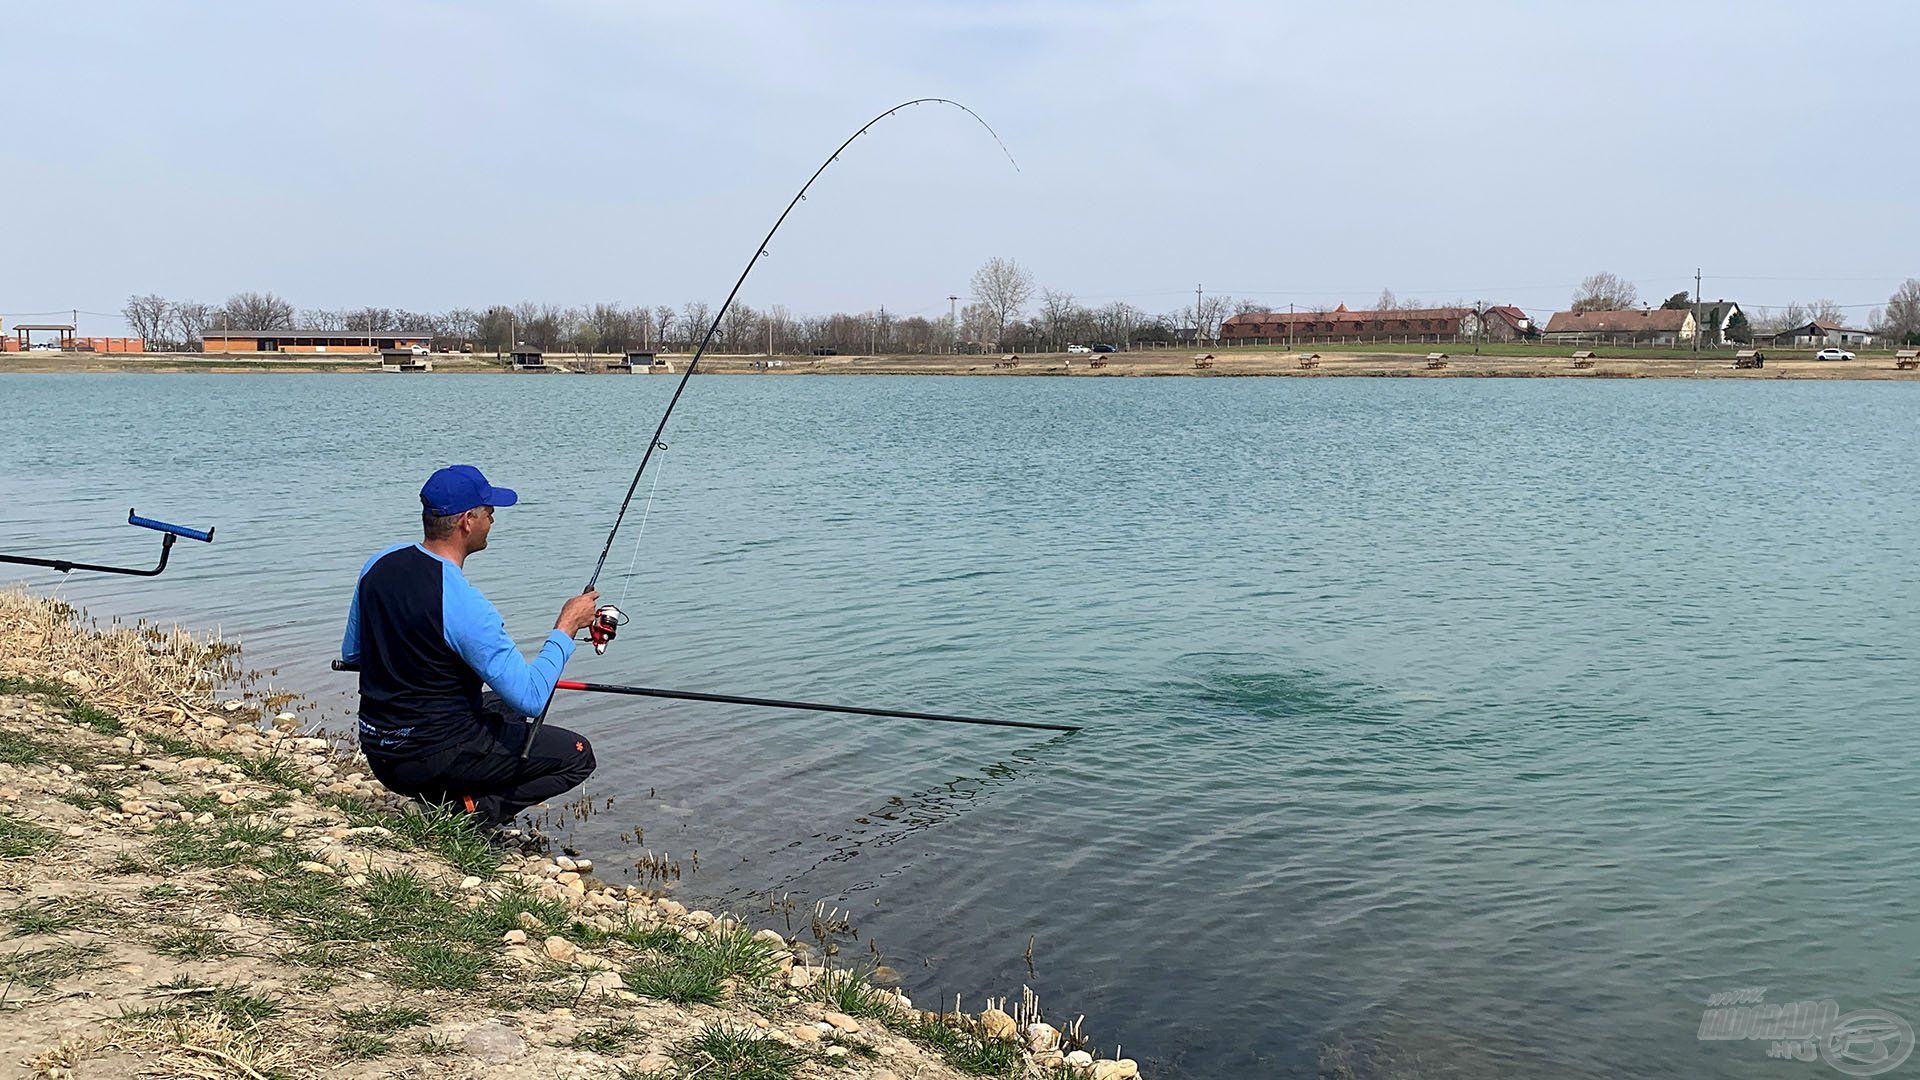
[127,510,214,543]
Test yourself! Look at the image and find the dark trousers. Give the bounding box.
[365,695,595,826]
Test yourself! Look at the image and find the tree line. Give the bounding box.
[121,263,1920,353]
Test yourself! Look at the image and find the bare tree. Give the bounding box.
[1038,289,1078,350]
[1571,272,1639,313]
[1881,278,1920,344]
[1195,293,1234,341]
[222,291,295,329]
[122,294,171,347]
[969,257,1034,348]
[168,301,213,349]
[1809,299,1847,326]
[682,302,714,346]
[653,305,677,349]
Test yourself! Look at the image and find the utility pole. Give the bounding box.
[767,316,773,356]
[1289,302,1295,352]
[948,295,959,354]
[1694,267,1703,353]
[1195,284,1204,345]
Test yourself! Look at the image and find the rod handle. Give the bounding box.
[332,660,359,672]
[128,509,214,543]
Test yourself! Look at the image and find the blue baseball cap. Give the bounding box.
[420,465,519,516]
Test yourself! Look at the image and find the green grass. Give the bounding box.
[569,1021,642,1054]
[58,775,121,813]
[322,798,501,879]
[0,942,107,991]
[670,1024,801,1080]
[337,1003,430,1031]
[0,729,61,766]
[66,700,124,736]
[3,900,93,938]
[0,676,122,736]
[415,1034,460,1056]
[238,754,312,792]
[0,813,59,859]
[141,976,283,1027]
[899,1013,1026,1077]
[227,863,353,929]
[148,818,289,870]
[135,729,202,759]
[387,940,491,990]
[332,1031,392,1059]
[619,924,783,1006]
[153,928,234,958]
[811,967,904,1019]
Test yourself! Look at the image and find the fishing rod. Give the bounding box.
[331,661,1078,733]
[518,98,1020,759]
[0,509,214,577]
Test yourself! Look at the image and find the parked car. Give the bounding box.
[1091,343,1117,353]
[1814,347,1856,361]
[1066,344,1092,354]
[409,344,431,357]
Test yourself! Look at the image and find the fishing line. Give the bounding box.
[517,98,1019,759]
[581,97,1016,593]
[616,439,669,608]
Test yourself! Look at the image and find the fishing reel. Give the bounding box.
[588,604,628,655]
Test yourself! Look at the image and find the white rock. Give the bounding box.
[459,876,483,890]
[543,935,576,963]
[461,1022,525,1060]
[1026,1022,1062,1053]
[503,929,528,945]
[1066,1050,1094,1068]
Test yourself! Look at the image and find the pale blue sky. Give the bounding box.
[5,0,1916,333]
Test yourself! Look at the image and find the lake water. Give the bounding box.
[3,373,1918,1078]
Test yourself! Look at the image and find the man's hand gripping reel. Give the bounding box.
[588,605,627,655]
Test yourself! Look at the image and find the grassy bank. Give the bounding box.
[0,591,1136,1080]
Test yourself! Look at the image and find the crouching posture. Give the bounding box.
[341,464,600,826]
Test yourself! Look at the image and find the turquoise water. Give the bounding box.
[3,373,1917,1077]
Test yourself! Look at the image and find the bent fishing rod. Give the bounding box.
[517,99,1024,757]
[331,661,1077,734]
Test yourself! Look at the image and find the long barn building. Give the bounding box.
[203,329,432,353]
[1220,304,1532,343]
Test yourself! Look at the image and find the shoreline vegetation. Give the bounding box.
[4,345,1920,381]
[0,590,1138,1080]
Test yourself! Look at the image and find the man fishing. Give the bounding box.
[341,464,601,826]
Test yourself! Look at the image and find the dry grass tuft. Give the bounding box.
[0,589,249,729]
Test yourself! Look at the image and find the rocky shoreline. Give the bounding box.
[0,590,1140,1080]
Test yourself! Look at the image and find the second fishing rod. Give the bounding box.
[518,99,1022,757]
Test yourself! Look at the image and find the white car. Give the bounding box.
[1814,347,1856,361]
[1066,344,1092,354]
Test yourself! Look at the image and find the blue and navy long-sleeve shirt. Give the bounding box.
[341,543,574,758]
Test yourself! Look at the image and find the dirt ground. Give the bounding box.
[0,592,1130,1080]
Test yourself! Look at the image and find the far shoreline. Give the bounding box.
[4,347,1919,381]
